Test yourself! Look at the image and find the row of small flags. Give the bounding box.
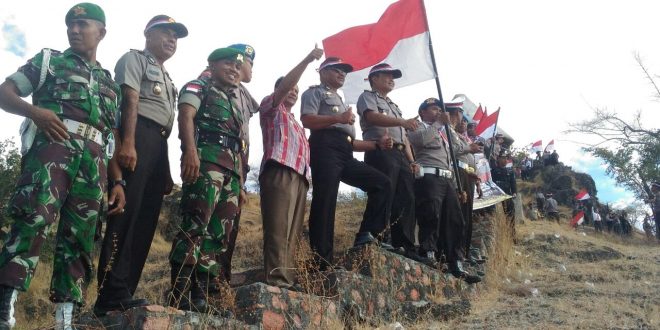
[529,139,555,153]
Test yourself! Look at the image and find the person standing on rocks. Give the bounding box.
[95,14,187,316]
[356,63,420,260]
[407,98,481,284]
[259,46,323,288]
[301,57,393,271]
[168,47,245,311]
[0,3,122,328]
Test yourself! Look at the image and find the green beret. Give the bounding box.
[207,48,244,63]
[65,3,106,25]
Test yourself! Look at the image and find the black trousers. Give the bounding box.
[308,130,390,270]
[457,168,475,254]
[97,116,169,302]
[364,149,416,249]
[415,174,465,262]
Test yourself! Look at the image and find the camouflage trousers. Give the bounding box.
[169,162,240,279]
[0,135,106,305]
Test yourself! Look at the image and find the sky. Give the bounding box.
[1,0,659,210]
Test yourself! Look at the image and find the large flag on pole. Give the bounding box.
[544,139,555,153]
[474,108,500,139]
[531,140,543,153]
[571,211,585,227]
[322,0,435,104]
[575,188,591,200]
[472,104,484,124]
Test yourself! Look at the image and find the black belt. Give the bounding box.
[197,131,245,153]
[138,116,169,138]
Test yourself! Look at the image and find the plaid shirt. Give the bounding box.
[259,94,310,182]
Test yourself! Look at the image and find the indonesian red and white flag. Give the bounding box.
[472,104,484,124]
[571,211,585,227]
[322,0,435,104]
[531,140,543,153]
[545,139,555,153]
[474,108,500,139]
[575,188,591,200]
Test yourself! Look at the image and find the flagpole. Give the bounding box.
[420,0,463,193]
[485,114,499,161]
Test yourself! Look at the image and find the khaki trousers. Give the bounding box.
[260,161,308,287]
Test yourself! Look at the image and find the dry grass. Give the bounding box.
[9,189,660,329]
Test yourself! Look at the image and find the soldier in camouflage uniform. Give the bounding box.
[167,47,244,309]
[0,3,122,328]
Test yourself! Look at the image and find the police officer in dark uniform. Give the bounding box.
[94,15,187,315]
[408,98,480,284]
[301,57,392,271]
[491,150,517,235]
[446,99,483,262]
[356,63,419,256]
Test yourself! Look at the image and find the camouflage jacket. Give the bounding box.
[9,48,121,136]
[178,78,243,175]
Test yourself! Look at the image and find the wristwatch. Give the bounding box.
[111,179,127,188]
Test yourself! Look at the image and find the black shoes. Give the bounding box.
[93,297,150,316]
[449,261,482,284]
[352,232,394,251]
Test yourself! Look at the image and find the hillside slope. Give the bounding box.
[429,219,659,329]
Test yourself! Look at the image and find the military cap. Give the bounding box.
[144,15,188,38]
[418,97,442,112]
[208,47,244,63]
[318,57,353,73]
[65,3,105,25]
[368,63,402,79]
[229,44,255,62]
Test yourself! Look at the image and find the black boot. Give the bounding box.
[449,261,482,284]
[0,285,16,329]
[167,264,195,310]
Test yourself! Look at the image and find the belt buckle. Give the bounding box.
[160,128,167,137]
[346,135,352,144]
[396,144,405,151]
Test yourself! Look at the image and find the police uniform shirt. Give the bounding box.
[453,130,475,168]
[114,49,177,133]
[300,84,355,139]
[234,83,259,145]
[356,90,404,143]
[407,120,452,171]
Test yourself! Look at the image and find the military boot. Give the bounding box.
[0,285,17,329]
[167,264,195,310]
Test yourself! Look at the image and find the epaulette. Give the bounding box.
[130,49,156,65]
[308,85,320,89]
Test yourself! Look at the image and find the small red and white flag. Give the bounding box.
[322,0,435,104]
[571,211,585,227]
[531,140,543,153]
[575,188,591,200]
[472,104,484,124]
[185,83,202,93]
[474,108,500,139]
[544,139,555,153]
